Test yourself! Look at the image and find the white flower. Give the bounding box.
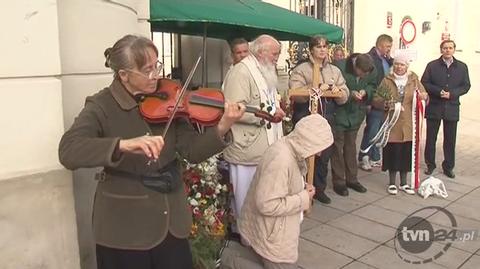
[195,192,202,199]
[189,199,199,206]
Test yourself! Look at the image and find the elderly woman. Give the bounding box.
[59,35,245,269]
[372,55,428,195]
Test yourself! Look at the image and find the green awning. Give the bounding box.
[149,0,343,43]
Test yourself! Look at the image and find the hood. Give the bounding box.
[286,114,334,160]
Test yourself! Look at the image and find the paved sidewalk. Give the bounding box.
[297,110,480,269]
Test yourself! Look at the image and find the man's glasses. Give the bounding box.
[126,61,163,79]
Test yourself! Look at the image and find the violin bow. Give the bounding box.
[161,55,202,137]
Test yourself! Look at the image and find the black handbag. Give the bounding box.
[141,167,181,193]
[102,161,181,193]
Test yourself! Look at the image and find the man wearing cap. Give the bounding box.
[421,40,470,178]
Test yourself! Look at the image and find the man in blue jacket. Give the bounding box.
[421,40,471,178]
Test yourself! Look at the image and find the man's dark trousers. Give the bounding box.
[425,118,458,171]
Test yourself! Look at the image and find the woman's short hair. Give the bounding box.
[308,35,329,51]
[345,53,374,75]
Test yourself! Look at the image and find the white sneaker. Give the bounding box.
[400,185,415,195]
[360,156,372,171]
[387,185,398,195]
[370,160,382,167]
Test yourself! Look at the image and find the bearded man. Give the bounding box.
[223,34,285,228]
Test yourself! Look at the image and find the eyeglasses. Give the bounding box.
[125,61,163,79]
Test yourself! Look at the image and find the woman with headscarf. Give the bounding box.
[372,54,428,195]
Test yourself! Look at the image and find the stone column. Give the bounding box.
[0,1,150,268]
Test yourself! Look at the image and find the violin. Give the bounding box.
[137,78,282,128]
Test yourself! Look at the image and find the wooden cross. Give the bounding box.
[288,86,321,214]
[287,62,340,213]
[288,84,343,99]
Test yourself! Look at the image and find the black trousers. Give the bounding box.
[424,118,458,171]
[314,144,334,192]
[96,233,193,269]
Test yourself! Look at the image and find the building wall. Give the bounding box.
[353,0,480,76]
[0,1,80,268]
[0,1,150,268]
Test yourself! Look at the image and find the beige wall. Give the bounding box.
[0,1,80,268]
[0,0,64,180]
[0,0,150,268]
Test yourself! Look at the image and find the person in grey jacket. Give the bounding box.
[422,39,470,178]
[59,35,245,269]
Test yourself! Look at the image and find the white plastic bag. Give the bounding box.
[418,176,448,199]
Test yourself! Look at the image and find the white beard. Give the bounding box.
[258,60,278,91]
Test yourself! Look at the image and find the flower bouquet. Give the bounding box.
[183,155,231,269]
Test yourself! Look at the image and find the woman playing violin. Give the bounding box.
[58,34,245,269]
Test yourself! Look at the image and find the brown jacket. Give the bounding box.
[372,72,426,142]
[59,79,230,250]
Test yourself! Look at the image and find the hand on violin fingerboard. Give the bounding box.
[118,134,164,161]
[216,102,246,137]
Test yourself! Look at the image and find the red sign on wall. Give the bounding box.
[400,19,416,45]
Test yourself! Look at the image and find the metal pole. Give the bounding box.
[161,33,166,77]
[170,33,174,77]
[177,34,183,81]
[202,24,208,87]
[220,43,224,85]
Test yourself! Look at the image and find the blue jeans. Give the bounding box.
[358,108,383,162]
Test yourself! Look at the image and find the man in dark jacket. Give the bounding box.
[358,34,394,171]
[421,40,470,178]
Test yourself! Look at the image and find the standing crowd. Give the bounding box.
[58,32,470,269]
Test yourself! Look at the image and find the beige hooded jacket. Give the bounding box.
[238,114,334,263]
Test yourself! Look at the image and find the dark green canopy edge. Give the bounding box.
[150,0,344,43]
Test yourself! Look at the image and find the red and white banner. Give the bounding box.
[411,89,425,189]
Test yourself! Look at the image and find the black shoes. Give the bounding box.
[346,182,367,193]
[425,166,435,175]
[425,165,455,178]
[443,169,455,178]
[333,185,349,196]
[314,191,331,204]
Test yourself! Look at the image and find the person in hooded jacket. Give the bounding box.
[237,114,334,269]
